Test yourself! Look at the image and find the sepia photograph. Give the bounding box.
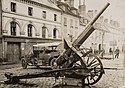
[0,0,125,88]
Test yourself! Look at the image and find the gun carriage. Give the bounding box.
[4,3,110,88]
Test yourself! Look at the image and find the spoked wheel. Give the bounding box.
[69,55,89,78]
[84,53,104,85]
[21,58,27,69]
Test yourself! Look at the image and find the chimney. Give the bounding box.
[79,0,86,17]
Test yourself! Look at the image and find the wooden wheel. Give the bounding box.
[84,53,104,85]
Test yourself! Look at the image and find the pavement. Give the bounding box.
[0,62,21,70]
[102,53,125,69]
[94,53,125,88]
[0,53,125,88]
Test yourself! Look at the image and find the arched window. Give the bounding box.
[27,24,32,37]
[42,26,46,38]
[53,28,57,38]
[10,21,16,35]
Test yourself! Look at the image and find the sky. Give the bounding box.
[75,0,125,28]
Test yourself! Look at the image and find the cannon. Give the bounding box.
[4,3,110,88]
[51,2,110,85]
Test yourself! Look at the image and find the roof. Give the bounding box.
[33,42,62,47]
[103,24,123,35]
[57,1,80,17]
[31,0,61,11]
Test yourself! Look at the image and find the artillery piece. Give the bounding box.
[51,2,110,85]
[4,3,110,88]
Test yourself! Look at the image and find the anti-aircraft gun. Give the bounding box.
[4,3,110,88]
[51,2,110,85]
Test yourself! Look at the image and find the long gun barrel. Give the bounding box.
[72,3,110,48]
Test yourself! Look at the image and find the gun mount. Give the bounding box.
[4,3,110,88]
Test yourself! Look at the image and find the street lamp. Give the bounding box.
[101,31,105,57]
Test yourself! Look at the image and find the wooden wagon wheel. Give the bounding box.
[83,53,104,85]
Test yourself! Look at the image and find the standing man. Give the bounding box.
[109,48,113,55]
[115,47,120,58]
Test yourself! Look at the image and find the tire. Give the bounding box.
[50,58,58,69]
[21,58,27,69]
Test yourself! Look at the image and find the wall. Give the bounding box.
[2,0,62,39]
[1,0,62,61]
[62,13,80,42]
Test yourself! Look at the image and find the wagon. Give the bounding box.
[21,42,62,69]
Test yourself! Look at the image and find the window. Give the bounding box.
[64,17,67,26]
[83,19,88,24]
[28,7,33,16]
[54,14,57,21]
[53,28,57,38]
[10,21,16,35]
[28,24,32,37]
[11,2,16,12]
[70,19,73,28]
[75,20,78,28]
[42,26,46,38]
[42,11,46,19]
[70,0,74,7]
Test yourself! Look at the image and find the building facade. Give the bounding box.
[1,0,124,62]
[83,9,124,54]
[0,0,62,62]
[57,1,80,43]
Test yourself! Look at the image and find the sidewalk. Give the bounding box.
[101,53,125,69]
[100,53,124,59]
[102,54,114,59]
[0,61,21,70]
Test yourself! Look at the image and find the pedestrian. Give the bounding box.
[90,47,93,53]
[115,47,120,58]
[109,48,113,55]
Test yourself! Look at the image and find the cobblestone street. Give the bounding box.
[0,54,125,88]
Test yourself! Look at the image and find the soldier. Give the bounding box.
[109,48,113,55]
[90,47,93,53]
[115,47,120,58]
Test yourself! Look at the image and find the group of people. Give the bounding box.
[89,46,120,59]
[109,47,120,58]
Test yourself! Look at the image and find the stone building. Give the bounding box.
[0,0,62,62]
[57,0,80,43]
[83,9,124,54]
